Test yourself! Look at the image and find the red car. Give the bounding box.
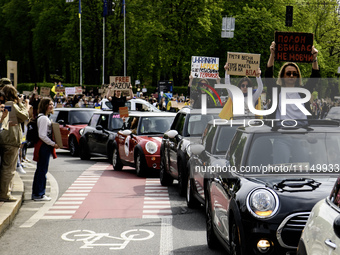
[50,108,99,156]
[112,112,176,176]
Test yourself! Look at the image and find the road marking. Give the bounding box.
[160,217,173,255]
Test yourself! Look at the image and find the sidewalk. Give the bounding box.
[0,172,24,236]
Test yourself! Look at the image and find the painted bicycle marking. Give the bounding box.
[61,229,154,250]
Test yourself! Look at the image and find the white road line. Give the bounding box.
[144,201,170,204]
[55,201,82,204]
[62,193,88,196]
[58,197,85,200]
[144,190,168,193]
[144,197,170,200]
[143,205,171,209]
[20,172,59,228]
[45,210,77,214]
[160,217,174,255]
[41,216,72,220]
[143,210,172,214]
[65,190,91,193]
[51,206,79,209]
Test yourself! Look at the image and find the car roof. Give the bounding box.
[207,119,246,126]
[238,119,340,133]
[178,107,224,115]
[54,108,98,112]
[128,111,176,117]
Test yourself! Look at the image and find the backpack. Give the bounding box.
[26,116,41,145]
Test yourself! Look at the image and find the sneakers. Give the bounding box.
[32,195,51,201]
[16,164,26,174]
[0,196,18,202]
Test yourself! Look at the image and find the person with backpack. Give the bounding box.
[32,98,59,201]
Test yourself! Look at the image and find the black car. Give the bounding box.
[187,119,242,208]
[205,120,340,255]
[159,107,220,196]
[78,111,124,162]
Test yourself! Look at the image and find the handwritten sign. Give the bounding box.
[40,87,51,97]
[65,87,75,96]
[119,107,129,118]
[55,86,65,94]
[191,56,219,79]
[227,52,260,77]
[110,76,131,90]
[275,32,314,62]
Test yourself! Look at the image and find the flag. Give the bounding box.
[121,0,125,15]
[103,0,108,17]
[78,0,81,18]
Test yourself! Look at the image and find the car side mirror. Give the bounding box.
[190,144,205,156]
[58,119,65,126]
[166,130,178,139]
[333,215,340,238]
[96,125,103,131]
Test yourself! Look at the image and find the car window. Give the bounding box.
[89,114,100,127]
[56,111,69,124]
[125,101,131,110]
[127,116,140,134]
[246,133,340,172]
[228,131,247,169]
[174,114,186,135]
[140,117,174,134]
[69,111,94,125]
[50,112,58,122]
[98,115,109,129]
[326,107,340,119]
[187,114,215,136]
[329,176,340,208]
[213,125,238,155]
[110,115,124,130]
[202,124,216,154]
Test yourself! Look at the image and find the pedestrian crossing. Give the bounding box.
[41,162,107,220]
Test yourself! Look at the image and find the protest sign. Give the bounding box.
[191,56,219,79]
[227,52,260,77]
[119,107,129,118]
[65,87,75,97]
[110,76,131,90]
[40,87,50,97]
[275,32,314,62]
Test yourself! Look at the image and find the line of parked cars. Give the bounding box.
[52,102,340,255]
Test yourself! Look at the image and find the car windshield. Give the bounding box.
[139,116,174,135]
[325,107,340,120]
[69,111,94,125]
[187,114,216,136]
[246,133,340,174]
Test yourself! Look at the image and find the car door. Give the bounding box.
[94,114,110,155]
[118,116,139,163]
[169,113,186,176]
[56,111,70,148]
[86,114,101,153]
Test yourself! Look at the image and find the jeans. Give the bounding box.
[32,143,51,197]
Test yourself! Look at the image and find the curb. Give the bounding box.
[0,172,24,236]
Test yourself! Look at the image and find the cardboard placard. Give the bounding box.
[4,101,18,125]
[40,87,51,97]
[75,86,83,94]
[191,56,219,79]
[65,87,75,96]
[275,31,314,62]
[119,106,129,118]
[227,52,260,77]
[52,122,63,148]
[55,87,65,93]
[56,103,63,108]
[110,76,131,90]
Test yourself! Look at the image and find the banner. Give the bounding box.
[191,56,219,79]
[275,31,314,63]
[227,52,260,77]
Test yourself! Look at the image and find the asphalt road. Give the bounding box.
[0,149,225,255]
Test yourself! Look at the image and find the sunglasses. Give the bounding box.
[285,71,299,77]
[240,84,248,88]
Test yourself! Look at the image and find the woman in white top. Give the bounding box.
[32,98,59,201]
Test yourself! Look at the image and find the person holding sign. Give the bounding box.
[110,85,134,112]
[32,99,59,201]
[188,76,221,108]
[265,41,320,120]
[219,63,263,119]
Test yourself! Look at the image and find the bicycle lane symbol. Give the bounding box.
[61,229,155,250]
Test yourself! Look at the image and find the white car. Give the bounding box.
[126,98,161,112]
[297,176,340,255]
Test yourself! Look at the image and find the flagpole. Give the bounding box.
[124,0,126,77]
[103,16,105,85]
[79,0,82,86]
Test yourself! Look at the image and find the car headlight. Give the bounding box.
[247,188,279,219]
[145,141,158,154]
[79,128,84,136]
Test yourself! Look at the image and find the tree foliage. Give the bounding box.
[0,0,339,97]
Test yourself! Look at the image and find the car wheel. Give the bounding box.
[230,218,241,255]
[160,153,173,186]
[112,146,123,171]
[135,152,148,177]
[178,160,188,197]
[79,139,90,160]
[186,173,201,209]
[69,136,79,157]
[205,184,219,249]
